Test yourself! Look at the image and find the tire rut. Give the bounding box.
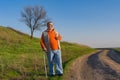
[65,50,120,80]
[87,50,120,80]
[107,50,120,64]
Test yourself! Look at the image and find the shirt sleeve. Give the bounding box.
[58,33,62,41]
[55,30,62,41]
[40,33,46,50]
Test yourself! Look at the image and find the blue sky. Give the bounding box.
[0,0,120,48]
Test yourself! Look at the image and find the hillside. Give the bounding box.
[0,26,95,80]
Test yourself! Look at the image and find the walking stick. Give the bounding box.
[43,53,48,78]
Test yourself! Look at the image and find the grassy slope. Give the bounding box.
[0,26,95,80]
[113,48,120,55]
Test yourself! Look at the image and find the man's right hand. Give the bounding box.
[43,48,47,53]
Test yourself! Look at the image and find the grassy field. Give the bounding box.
[0,26,95,80]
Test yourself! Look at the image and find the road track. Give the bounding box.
[65,50,120,80]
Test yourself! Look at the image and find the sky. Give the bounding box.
[0,0,120,48]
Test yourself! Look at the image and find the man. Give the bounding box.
[40,21,63,76]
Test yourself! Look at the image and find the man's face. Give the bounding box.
[47,22,54,30]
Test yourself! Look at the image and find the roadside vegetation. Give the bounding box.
[0,26,95,80]
[113,48,120,55]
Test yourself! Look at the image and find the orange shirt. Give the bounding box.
[40,29,62,50]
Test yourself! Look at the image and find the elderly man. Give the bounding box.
[40,21,63,76]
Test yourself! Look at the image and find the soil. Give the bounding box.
[65,50,120,80]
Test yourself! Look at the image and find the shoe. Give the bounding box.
[57,74,63,76]
[50,74,55,77]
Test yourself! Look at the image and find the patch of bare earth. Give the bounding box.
[65,50,120,80]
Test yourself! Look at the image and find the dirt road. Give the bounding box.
[65,50,120,80]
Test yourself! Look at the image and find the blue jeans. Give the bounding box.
[46,50,63,75]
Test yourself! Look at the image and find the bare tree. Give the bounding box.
[21,6,49,38]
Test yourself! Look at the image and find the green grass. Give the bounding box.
[0,26,96,80]
[113,48,120,55]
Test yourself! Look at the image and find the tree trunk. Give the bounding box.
[30,30,34,39]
